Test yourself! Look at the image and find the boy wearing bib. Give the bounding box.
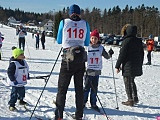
[84,29,114,112]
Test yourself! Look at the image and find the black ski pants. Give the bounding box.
[19,37,25,51]
[123,76,138,101]
[147,51,152,63]
[41,40,45,49]
[55,61,85,119]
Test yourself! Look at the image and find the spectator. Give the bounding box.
[115,24,144,106]
[35,32,40,50]
[41,31,45,49]
[145,34,154,65]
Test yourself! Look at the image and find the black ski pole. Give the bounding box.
[29,75,50,79]
[29,47,63,120]
[111,55,119,110]
[90,81,111,120]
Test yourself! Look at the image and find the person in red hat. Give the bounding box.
[83,29,114,112]
[55,4,90,120]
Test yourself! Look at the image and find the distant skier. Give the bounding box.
[145,34,154,65]
[35,32,40,49]
[0,32,4,60]
[83,29,114,112]
[41,31,45,49]
[7,48,29,111]
[16,23,27,51]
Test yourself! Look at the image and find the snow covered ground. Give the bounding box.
[0,24,160,120]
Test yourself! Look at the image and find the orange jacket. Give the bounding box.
[146,39,154,51]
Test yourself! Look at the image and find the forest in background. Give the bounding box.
[0,4,160,38]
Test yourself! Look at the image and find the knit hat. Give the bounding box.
[12,48,24,59]
[69,4,80,16]
[149,34,153,39]
[90,29,100,40]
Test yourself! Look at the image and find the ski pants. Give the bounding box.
[41,41,45,49]
[55,61,85,119]
[147,51,152,63]
[36,40,39,49]
[19,37,25,51]
[83,75,99,105]
[8,86,25,107]
[123,76,138,101]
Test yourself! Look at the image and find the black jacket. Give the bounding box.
[115,25,144,77]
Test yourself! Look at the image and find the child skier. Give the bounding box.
[7,48,29,111]
[83,29,114,112]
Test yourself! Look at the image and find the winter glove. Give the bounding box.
[13,80,18,85]
[108,48,114,56]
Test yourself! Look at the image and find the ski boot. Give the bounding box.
[145,62,151,65]
[9,106,17,111]
[91,105,100,112]
[19,100,27,105]
[134,97,139,104]
[122,100,134,106]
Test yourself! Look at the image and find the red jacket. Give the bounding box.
[146,39,154,51]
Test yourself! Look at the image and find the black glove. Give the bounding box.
[13,80,18,85]
[108,48,114,56]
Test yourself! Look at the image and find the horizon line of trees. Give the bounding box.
[0,4,160,38]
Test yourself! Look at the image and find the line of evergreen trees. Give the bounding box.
[0,4,160,38]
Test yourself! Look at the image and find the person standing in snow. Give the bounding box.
[54,4,90,120]
[16,24,27,51]
[35,32,40,50]
[0,32,4,60]
[115,24,144,106]
[83,29,114,112]
[7,48,29,111]
[41,31,45,49]
[145,34,154,65]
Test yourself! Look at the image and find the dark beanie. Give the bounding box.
[90,29,100,40]
[69,4,80,16]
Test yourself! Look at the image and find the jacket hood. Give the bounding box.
[125,25,137,37]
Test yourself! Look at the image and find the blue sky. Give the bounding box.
[0,0,159,13]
